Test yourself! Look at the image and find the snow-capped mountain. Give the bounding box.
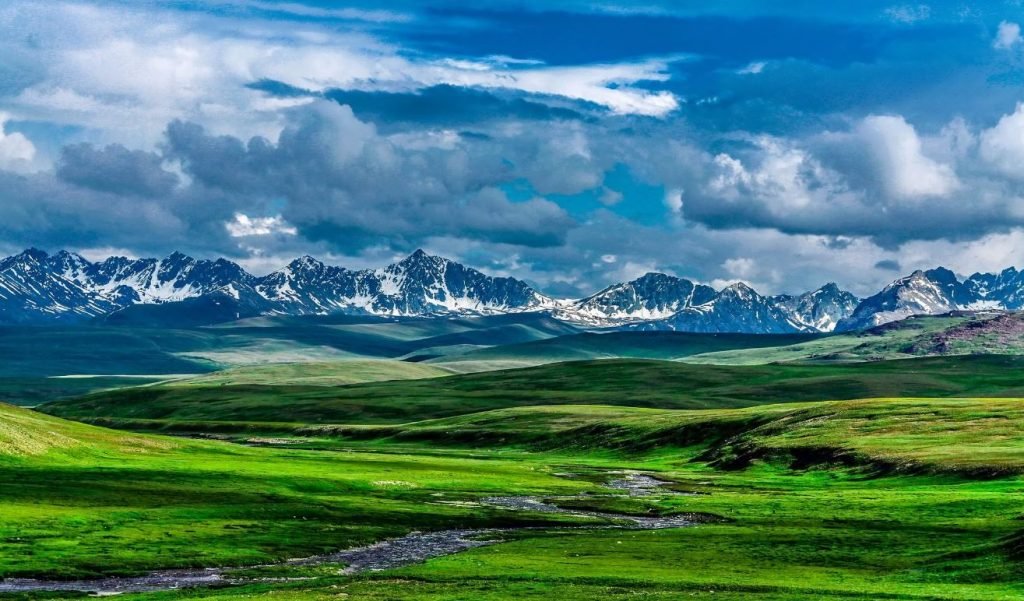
[255,255,366,315]
[368,250,552,315]
[964,267,1024,310]
[834,267,1019,331]
[0,248,551,325]
[255,250,552,317]
[771,283,860,333]
[0,249,122,322]
[1,248,1020,333]
[84,252,256,304]
[837,268,967,331]
[631,282,809,334]
[557,272,717,326]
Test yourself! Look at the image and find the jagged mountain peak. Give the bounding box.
[52,249,87,261]
[922,266,961,287]
[720,281,758,296]
[837,267,974,331]
[632,279,806,334]
[560,270,715,327]
[6,248,49,265]
[1,247,1023,332]
[772,282,859,332]
[162,250,196,264]
[288,254,324,269]
[633,272,681,284]
[404,248,432,261]
[48,250,91,277]
[389,249,451,275]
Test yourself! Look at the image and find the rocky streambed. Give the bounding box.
[0,473,700,595]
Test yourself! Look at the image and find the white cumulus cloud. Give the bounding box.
[980,102,1024,179]
[0,113,36,171]
[226,213,298,237]
[852,115,959,199]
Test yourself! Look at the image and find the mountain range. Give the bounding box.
[0,248,1019,333]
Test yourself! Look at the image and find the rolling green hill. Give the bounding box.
[0,314,575,405]
[162,360,452,387]
[431,330,819,372]
[12,312,1024,406]
[684,312,1024,364]
[329,398,1024,475]
[43,355,1024,427]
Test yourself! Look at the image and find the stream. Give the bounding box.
[0,473,699,595]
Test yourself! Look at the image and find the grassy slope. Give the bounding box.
[0,314,579,405]
[0,326,222,377]
[431,330,819,372]
[44,355,1024,426]
[7,312,1022,406]
[683,313,1024,365]
[367,398,1024,600]
[328,399,1024,475]
[0,326,222,405]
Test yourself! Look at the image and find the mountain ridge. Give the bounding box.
[0,248,1020,333]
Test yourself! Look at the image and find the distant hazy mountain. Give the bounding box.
[2,248,1022,333]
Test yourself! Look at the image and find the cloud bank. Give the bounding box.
[3,0,1024,297]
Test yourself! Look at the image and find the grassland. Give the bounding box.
[0,314,576,405]
[7,396,1024,599]
[10,316,1024,600]
[162,360,452,387]
[683,313,1024,365]
[44,355,1024,428]
[326,399,1024,475]
[430,330,819,372]
[7,312,1020,406]
[0,403,599,580]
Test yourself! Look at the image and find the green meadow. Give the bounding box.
[6,390,1024,599]
[44,355,1024,428]
[7,316,1024,599]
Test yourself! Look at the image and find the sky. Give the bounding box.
[4,1,1024,297]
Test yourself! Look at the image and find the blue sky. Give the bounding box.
[3,1,1024,296]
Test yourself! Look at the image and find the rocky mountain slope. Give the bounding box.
[836,267,1016,331]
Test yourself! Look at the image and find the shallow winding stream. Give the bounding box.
[0,473,697,594]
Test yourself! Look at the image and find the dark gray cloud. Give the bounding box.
[57,143,179,197]
[163,101,577,251]
[0,100,595,261]
[0,170,189,252]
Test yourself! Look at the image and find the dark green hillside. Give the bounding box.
[44,355,1024,426]
[432,330,819,370]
